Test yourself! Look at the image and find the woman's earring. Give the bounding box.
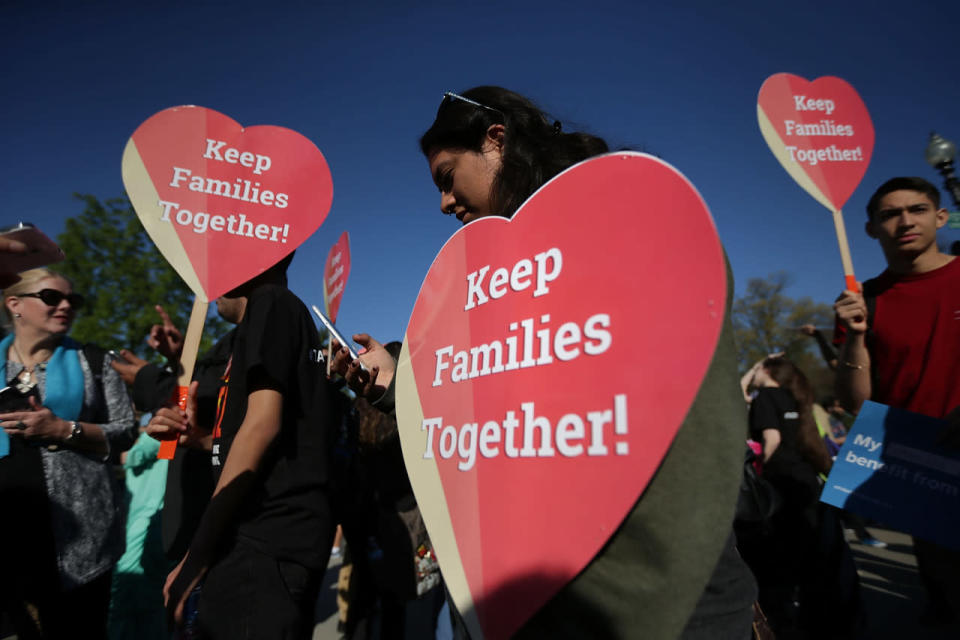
[13,313,21,318]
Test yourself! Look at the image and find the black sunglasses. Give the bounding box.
[18,289,85,310]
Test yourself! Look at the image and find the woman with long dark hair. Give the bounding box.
[335,86,756,638]
[740,356,862,638]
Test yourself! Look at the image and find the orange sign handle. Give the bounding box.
[157,385,189,460]
[156,297,208,459]
[832,209,859,293]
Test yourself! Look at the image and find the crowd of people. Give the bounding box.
[0,86,957,640]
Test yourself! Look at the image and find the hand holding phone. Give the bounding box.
[311,305,368,372]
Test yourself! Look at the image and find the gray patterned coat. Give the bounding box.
[7,349,137,589]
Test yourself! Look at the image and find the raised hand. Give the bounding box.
[147,304,185,363]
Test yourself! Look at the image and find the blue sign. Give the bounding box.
[820,401,960,550]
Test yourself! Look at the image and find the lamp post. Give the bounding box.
[925,132,960,209]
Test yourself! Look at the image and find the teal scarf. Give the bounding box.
[0,334,85,458]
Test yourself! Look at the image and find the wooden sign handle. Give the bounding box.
[832,209,859,293]
[158,296,209,459]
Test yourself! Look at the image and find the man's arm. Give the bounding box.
[163,384,283,624]
[834,288,872,413]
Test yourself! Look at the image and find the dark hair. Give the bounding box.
[866,177,941,220]
[420,86,610,217]
[226,250,294,297]
[383,340,402,360]
[763,356,832,474]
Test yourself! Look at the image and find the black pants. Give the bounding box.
[738,503,863,639]
[914,536,960,618]
[198,540,322,640]
[1,570,112,640]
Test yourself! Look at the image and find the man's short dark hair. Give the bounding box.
[226,251,296,298]
[866,177,941,220]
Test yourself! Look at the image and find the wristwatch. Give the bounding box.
[65,421,82,442]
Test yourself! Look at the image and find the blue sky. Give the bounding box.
[3,1,958,348]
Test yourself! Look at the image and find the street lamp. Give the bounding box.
[925,132,960,209]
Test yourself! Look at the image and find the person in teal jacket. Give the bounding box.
[108,425,169,640]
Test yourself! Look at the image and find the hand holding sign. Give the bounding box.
[396,153,727,639]
[122,106,333,457]
[758,74,874,290]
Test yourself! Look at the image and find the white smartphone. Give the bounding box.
[311,305,368,372]
[0,223,65,273]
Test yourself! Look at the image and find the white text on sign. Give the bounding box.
[843,434,959,498]
[782,95,863,167]
[434,247,611,387]
[422,394,630,471]
[464,248,562,310]
[157,138,293,242]
[157,201,289,243]
[432,313,611,386]
[203,139,272,174]
[425,245,628,473]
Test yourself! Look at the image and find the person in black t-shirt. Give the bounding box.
[739,356,862,638]
[148,253,338,639]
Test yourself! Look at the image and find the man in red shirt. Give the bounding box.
[834,176,960,624]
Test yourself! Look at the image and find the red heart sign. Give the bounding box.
[395,153,727,639]
[323,231,351,322]
[758,73,874,212]
[122,106,333,301]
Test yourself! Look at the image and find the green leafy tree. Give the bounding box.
[732,271,835,399]
[55,194,229,359]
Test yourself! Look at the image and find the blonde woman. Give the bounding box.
[0,268,135,638]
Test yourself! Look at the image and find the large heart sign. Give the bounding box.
[395,153,727,639]
[758,73,874,212]
[323,231,351,322]
[122,106,333,301]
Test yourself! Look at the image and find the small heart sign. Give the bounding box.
[323,231,351,322]
[758,73,874,212]
[395,153,727,639]
[122,106,333,301]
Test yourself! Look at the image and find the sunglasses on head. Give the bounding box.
[441,91,504,118]
[18,289,85,310]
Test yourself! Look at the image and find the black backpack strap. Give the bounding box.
[864,292,878,400]
[82,343,106,387]
[864,293,876,338]
[82,343,108,423]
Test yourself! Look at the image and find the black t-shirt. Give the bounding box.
[211,284,335,569]
[748,387,820,506]
[160,330,235,560]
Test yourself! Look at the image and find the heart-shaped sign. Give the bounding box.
[122,106,333,301]
[395,153,727,639]
[323,230,351,322]
[758,73,874,212]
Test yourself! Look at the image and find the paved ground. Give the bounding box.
[312,553,344,639]
[311,527,960,639]
[4,529,958,639]
[848,527,960,639]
